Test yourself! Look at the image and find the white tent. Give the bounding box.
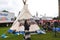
[9,4,40,32]
[8,0,40,33]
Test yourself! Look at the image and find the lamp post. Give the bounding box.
[58,0,60,18]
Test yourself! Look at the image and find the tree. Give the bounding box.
[2,10,8,12]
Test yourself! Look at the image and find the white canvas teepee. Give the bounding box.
[9,0,40,33]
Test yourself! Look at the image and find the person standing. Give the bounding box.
[24,20,31,40]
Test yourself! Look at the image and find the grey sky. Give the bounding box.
[0,0,58,17]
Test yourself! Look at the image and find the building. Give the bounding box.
[41,16,53,20]
[0,11,15,26]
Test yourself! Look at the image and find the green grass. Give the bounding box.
[0,27,60,40]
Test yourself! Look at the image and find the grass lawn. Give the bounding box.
[0,27,60,40]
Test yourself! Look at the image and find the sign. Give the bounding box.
[0,13,8,16]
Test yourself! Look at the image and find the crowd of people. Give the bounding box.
[39,20,60,31]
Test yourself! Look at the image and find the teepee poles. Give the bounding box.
[23,0,27,5]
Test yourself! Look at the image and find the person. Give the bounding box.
[42,23,47,31]
[54,21,58,27]
[53,21,58,37]
[24,20,30,30]
[46,22,52,31]
[24,20,31,40]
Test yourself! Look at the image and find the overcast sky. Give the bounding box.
[0,0,58,17]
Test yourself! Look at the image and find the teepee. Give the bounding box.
[8,0,40,33]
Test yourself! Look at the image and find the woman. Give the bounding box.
[24,20,30,31]
[24,20,31,40]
